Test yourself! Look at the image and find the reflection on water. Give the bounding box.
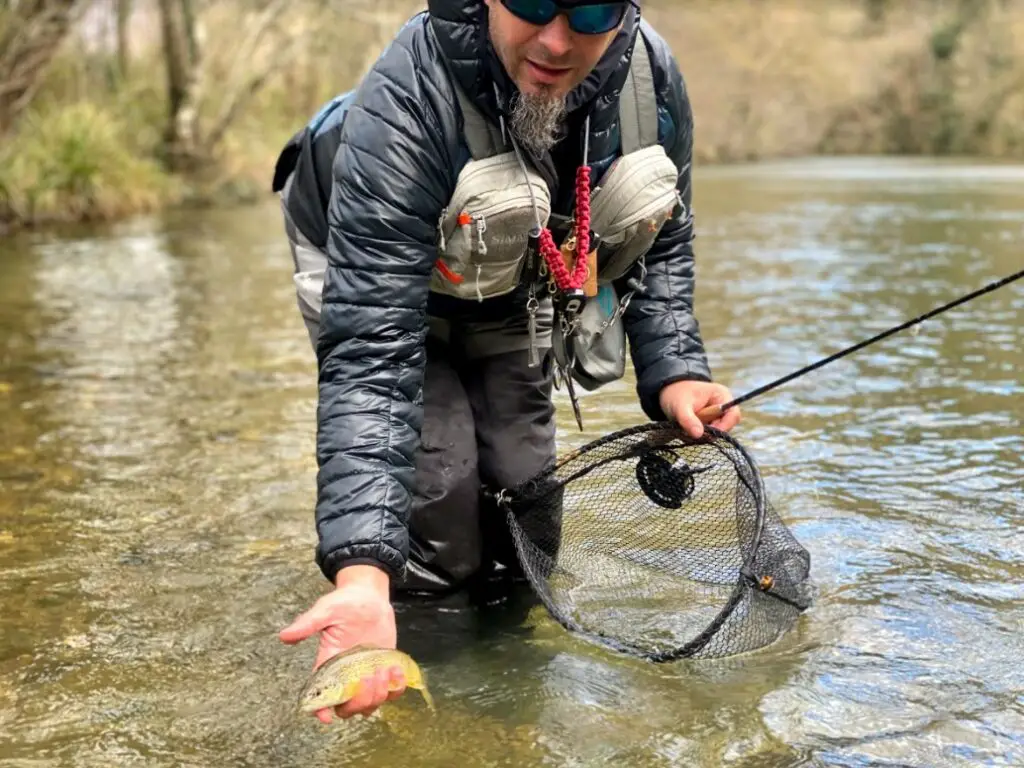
[1,158,1022,767]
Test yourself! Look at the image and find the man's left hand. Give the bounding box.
[658,380,741,439]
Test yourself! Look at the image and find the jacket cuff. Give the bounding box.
[637,357,713,422]
[317,546,406,585]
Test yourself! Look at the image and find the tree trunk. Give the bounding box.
[116,0,132,79]
[0,0,82,136]
[156,0,202,170]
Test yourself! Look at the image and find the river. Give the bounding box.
[1,157,1022,767]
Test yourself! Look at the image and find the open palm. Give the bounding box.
[280,584,405,722]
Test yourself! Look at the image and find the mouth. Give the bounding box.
[525,60,572,85]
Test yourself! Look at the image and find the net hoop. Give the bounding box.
[496,422,808,662]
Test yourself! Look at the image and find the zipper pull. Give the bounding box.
[437,207,448,252]
[476,216,488,257]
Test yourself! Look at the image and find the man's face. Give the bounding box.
[484,0,624,100]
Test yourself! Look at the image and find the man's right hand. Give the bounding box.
[279,564,406,723]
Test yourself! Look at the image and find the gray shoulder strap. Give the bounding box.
[453,83,506,160]
[619,33,659,154]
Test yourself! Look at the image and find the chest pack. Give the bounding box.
[434,34,684,409]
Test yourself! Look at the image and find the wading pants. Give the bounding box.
[401,319,558,594]
[280,195,558,595]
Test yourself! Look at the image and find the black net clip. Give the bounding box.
[557,287,587,318]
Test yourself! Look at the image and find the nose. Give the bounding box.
[535,12,573,59]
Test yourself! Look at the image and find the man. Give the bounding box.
[274,0,741,723]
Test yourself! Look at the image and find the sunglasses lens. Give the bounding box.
[502,1,628,35]
[502,0,559,26]
[568,3,626,34]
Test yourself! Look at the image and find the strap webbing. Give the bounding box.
[619,33,659,154]
[453,83,506,160]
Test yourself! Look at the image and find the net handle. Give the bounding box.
[697,404,724,424]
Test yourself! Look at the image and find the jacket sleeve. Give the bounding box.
[621,35,713,422]
[314,33,454,584]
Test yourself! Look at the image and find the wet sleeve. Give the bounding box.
[313,37,453,584]
[621,41,713,422]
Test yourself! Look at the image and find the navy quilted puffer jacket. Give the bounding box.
[298,0,713,584]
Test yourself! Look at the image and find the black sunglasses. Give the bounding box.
[499,0,637,35]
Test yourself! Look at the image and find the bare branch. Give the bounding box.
[202,16,306,151]
[0,0,84,133]
[218,0,290,100]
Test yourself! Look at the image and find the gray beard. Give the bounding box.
[509,92,567,155]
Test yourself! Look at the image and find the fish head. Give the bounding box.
[297,670,359,714]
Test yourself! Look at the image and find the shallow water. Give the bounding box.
[1,157,1021,767]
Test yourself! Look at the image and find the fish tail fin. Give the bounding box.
[420,686,436,713]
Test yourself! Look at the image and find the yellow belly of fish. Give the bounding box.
[303,676,434,714]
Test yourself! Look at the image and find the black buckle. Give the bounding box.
[557,287,587,319]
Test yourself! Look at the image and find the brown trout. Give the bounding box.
[297,645,435,715]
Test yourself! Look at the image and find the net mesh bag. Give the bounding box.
[497,422,813,661]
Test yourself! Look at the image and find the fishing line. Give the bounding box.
[699,266,1024,422]
[501,268,1021,662]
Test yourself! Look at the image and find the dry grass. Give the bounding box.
[0,101,176,229]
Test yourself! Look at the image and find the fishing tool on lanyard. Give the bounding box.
[513,117,597,431]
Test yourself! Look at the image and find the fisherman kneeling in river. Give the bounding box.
[272,0,741,722]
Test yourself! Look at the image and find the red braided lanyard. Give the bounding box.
[538,166,591,292]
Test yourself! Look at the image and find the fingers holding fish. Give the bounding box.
[386,666,406,701]
[297,645,432,720]
[335,668,390,719]
[323,665,405,720]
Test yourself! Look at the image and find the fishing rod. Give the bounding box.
[697,266,1024,424]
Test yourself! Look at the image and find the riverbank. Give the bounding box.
[2,0,1022,233]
